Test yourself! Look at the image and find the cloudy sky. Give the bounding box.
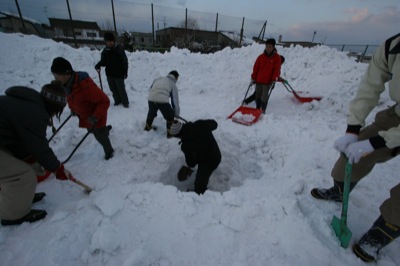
[0,0,399,45]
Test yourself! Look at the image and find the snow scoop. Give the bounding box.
[68,174,93,194]
[331,159,352,248]
[97,69,104,91]
[227,83,263,126]
[280,79,322,103]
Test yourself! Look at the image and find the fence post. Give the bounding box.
[341,45,345,52]
[358,45,369,63]
[239,17,245,46]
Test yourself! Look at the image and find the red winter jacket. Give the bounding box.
[251,50,281,84]
[67,72,110,128]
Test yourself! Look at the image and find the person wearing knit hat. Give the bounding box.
[251,37,281,113]
[0,85,74,226]
[95,31,129,108]
[51,56,115,160]
[170,119,221,195]
[144,70,181,138]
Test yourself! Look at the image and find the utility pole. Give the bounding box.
[66,0,78,48]
[111,0,117,34]
[14,0,26,33]
[312,31,317,43]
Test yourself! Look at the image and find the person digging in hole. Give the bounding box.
[51,57,115,160]
[169,119,221,194]
[0,83,74,226]
[144,70,180,138]
[310,33,400,262]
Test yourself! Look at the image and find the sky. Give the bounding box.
[0,0,399,45]
[1,32,400,265]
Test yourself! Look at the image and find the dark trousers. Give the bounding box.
[107,77,129,105]
[91,126,113,155]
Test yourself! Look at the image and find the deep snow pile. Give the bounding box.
[0,32,399,266]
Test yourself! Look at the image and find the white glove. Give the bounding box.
[344,140,374,164]
[333,133,358,152]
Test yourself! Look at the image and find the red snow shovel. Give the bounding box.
[227,83,263,126]
[280,79,322,103]
[331,159,352,248]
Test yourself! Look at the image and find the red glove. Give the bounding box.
[55,164,72,181]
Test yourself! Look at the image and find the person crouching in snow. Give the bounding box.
[51,57,115,160]
[0,84,74,226]
[169,119,221,194]
[144,70,180,138]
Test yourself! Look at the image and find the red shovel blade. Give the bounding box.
[292,90,322,103]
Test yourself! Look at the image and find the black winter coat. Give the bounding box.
[96,44,128,78]
[179,119,221,168]
[0,87,60,171]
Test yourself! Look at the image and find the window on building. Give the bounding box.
[141,37,144,43]
[87,32,97,38]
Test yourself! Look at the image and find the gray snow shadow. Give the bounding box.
[158,132,264,193]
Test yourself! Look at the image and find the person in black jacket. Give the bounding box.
[169,119,221,194]
[0,84,74,226]
[95,32,129,108]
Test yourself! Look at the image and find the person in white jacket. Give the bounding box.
[144,70,180,137]
[311,33,400,262]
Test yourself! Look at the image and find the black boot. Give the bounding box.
[256,99,261,109]
[353,216,400,262]
[261,101,268,114]
[1,209,47,226]
[32,192,46,204]
[144,118,154,131]
[310,181,357,202]
[166,120,173,138]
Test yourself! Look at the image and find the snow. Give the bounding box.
[1,32,399,265]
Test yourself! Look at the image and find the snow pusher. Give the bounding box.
[227,83,263,126]
[279,78,322,103]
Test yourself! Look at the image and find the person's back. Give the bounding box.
[148,75,175,103]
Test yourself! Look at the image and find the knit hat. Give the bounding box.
[169,120,183,135]
[104,32,115,42]
[169,70,179,79]
[41,82,66,106]
[51,57,73,75]
[265,38,276,46]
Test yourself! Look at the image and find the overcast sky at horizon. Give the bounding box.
[0,0,399,45]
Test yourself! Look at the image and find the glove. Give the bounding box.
[95,63,101,71]
[333,133,358,153]
[70,110,77,117]
[344,139,374,164]
[55,164,72,181]
[88,116,98,126]
[277,77,284,82]
[177,165,193,181]
[250,79,255,85]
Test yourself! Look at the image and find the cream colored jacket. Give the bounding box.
[348,34,400,148]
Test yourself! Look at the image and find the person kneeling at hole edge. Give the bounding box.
[51,57,114,160]
[0,83,74,226]
[169,119,221,194]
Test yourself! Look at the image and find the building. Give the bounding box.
[277,35,320,48]
[0,11,48,37]
[131,32,153,50]
[156,27,238,53]
[49,18,104,49]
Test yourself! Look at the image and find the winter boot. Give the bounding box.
[1,209,47,226]
[353,215,400,262]
[144,118,154,131]
[261,101,268,114]
[310,181,357,202]
[166,120,173,138]
[32,192,46,204]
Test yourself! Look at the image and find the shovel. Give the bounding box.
[280,79,322,103]
[330,159,352,248]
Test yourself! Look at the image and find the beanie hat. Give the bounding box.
[265,38,276,46]
[169,120,183,135]
[104,32,115,42]
[51,57,73,75]
[41,82,66,107]
[169,70,179,79]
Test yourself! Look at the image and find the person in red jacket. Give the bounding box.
[251,38,282,113]
[51,57,114,160]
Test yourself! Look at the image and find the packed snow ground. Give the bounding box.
[0,32,399,266]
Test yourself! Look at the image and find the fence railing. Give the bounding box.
[326,44,379,63]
